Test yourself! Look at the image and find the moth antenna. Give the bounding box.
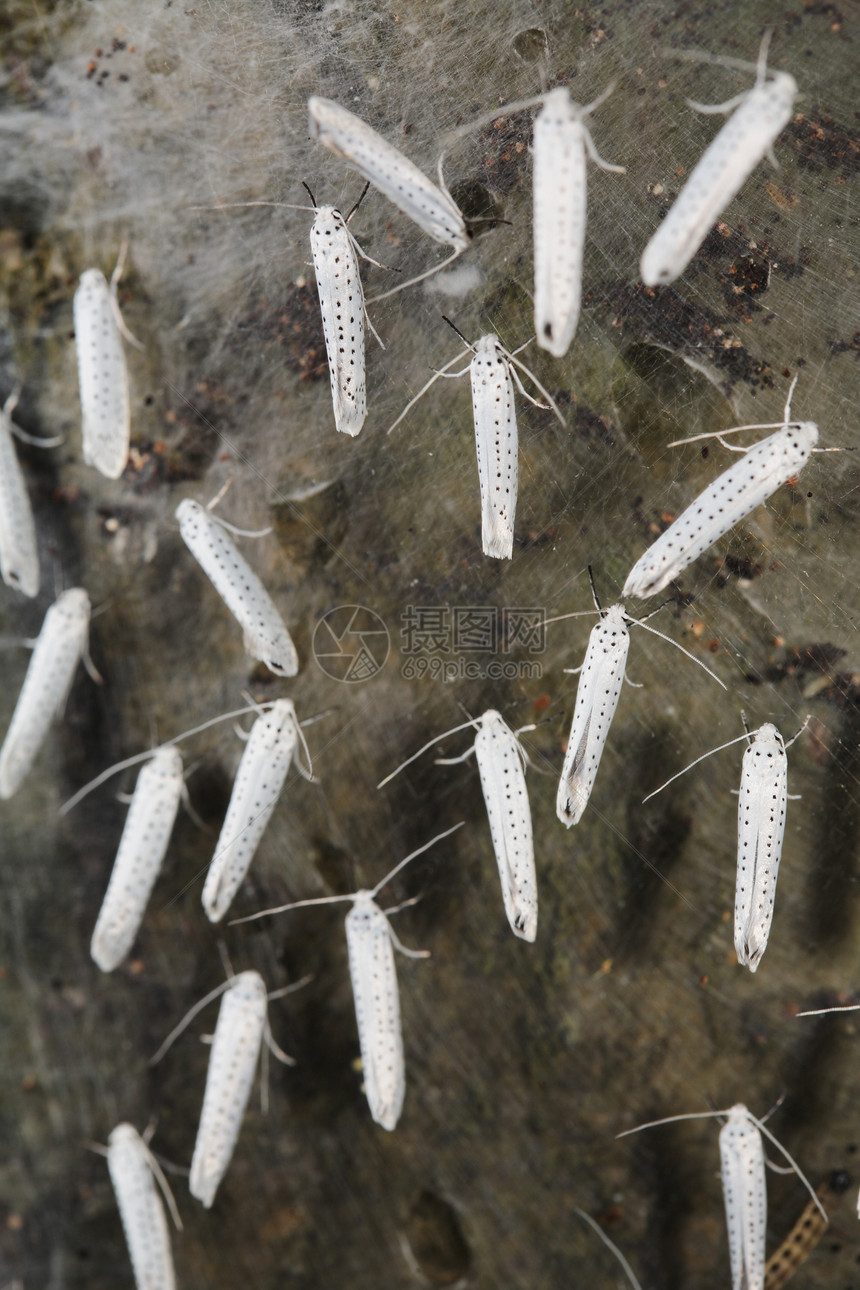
[441,314,474,351]
[643,730,752,803]
[149,978,234,1066]
[370,821,465,897]
[377,721,479,787]
[345,180,370,223]
[573,1208,643,1290]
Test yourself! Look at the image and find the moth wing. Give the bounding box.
[0,414,39,597]
[189,973,267,1207]
[533,102,587,357]
[719,1111,766,1290]
[346,900,405,1130]
[202,705,297,922]
[311,211,367,437]
[470,346,518,561]
[74,270,130,480]
[475,719,537,941]
[557,613,629,826]
[91,749,184,970]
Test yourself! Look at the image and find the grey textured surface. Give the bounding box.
[1,1,859,1287]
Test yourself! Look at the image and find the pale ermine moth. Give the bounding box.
[0,389,40,598]
[720,1106,768,1290]
[346,894,411,1131]
[388,323,563,559]
[445,83,623,357]
[622,379,819,600]
[193,184,384,436]
[90,746,185,973]
[531,86,624,356]
[231,822,465,1130]
[640,36,797,286]
[308,96,468,250]
[554,573,726,827]
[106,1122,181,1290]
[465,335,523,559]
[735,722,790,973]
[379,711,537,941]
[176,498,299,676]
[308,188,372,438]
[643,716,807,972]
[618,1104,826,1290]
[150,969,301,1209]
[557,602,630,828]
[73,247,141,479]
[202,699,313,923]
[0,586,92,799]
[308,95,471,298]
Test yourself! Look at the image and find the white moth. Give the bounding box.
[90,746,185,973]
[644,716,807,972]
[309,197,370,437]
[300,184,391,436]
[190,972,271,1208]
[720,1105,767,1290]
[202,699,312,923]
[468,336,521,558]
[200,184,385,435]
[735,723,789,972]
[308,96,472,299]
[557,603,629,827]
[232,822,464,1130]
[379,712,537,942]
[640,41,797,286]
[532,87,624,356]
[617,1103,826,1290]
[106,1123,181,1290]
[622,383,819,600]
[345,893,410,1130]
[443,83,622,356]
[151,969,299,1209]
[555,582,725,827]
[73,250,139,479]
[176,498,299,677]
[388,328,563,559]
[0,586,92,799]
[308,96,469,253]
[0,389,40,598]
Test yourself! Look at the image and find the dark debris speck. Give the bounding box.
[788,113,860,180]
[604,281,774,392]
